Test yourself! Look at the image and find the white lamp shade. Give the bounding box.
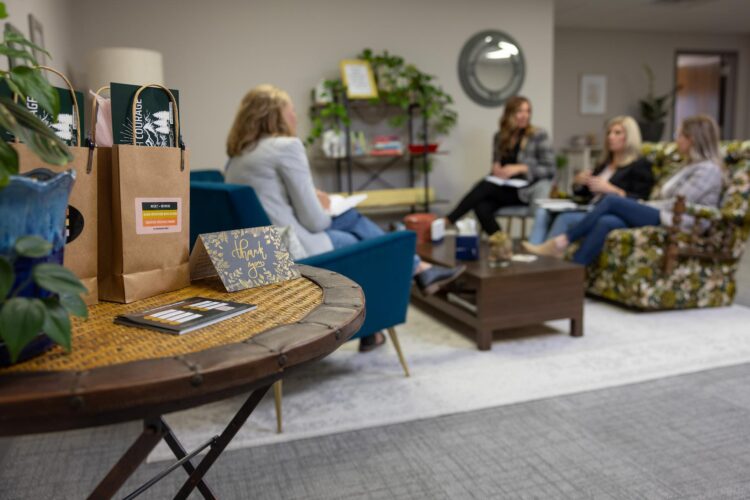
[86,47,164,90]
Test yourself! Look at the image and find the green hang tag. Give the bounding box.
[110,82,180,147]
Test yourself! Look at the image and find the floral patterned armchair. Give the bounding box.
[585,141,750,310]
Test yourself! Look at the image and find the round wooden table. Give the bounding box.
[0,265,364,499]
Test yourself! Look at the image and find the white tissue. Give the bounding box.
[455,219,478,236]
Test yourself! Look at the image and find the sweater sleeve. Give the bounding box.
[621,158,654,200]
[277,139,332,232]
[522,129,556,182]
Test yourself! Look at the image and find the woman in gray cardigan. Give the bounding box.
[525,115,725,265]
[225,85,464,348]
[446,96,556,235]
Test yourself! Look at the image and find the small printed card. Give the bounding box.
[110,82,180,147]
[189,226,300,292]
[114,296,256,335]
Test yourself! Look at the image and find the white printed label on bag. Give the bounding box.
[135,198,182,234]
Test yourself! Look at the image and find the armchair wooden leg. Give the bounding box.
[273,381,282,434]
[386,327,410,377]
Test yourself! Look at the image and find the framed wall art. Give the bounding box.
[579,74,606,115]
[340,59,378,99]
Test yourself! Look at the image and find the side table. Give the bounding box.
[0,265,364,499]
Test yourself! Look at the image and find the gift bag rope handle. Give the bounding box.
[131,83,184,171]
[11,65,82,147]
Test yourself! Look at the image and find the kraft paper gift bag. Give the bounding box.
[99,83,189,303]
[10,67,99,305]
[90,86,115,303]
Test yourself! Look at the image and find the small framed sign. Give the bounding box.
[340,59,378,99]
[579,74,607,115]
[190,226,300,292]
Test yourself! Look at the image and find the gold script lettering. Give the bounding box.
[231,238,267,261]
[247,261,265,279]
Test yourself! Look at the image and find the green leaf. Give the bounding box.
[0,46,37,65]
[59,292,87,319]
[32,263,87,296]
[9,66,60,118]
[4,30,50,59]
[14,235,52,258]
[0,297,45,362]
[0,138,18,182]
[42,297,71,351]
[0,256,13,300]
[0,3,7,19]
[0,97,72,165]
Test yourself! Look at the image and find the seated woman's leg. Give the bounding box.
[324,229,359,249]
[329,209,385,241]
[474,199,502,235]
[566,195,660,244]
[528,207,552,244]
[572,214,627,265]
[546,211,587,239]
[446,180,500,224]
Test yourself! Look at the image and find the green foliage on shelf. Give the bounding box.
[307,48,458,145]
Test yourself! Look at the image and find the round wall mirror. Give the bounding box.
[458,30,525,107]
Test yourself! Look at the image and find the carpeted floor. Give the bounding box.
[2,362,750,499]
[140,300,750,460]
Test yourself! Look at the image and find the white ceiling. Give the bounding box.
[555,0,750,35]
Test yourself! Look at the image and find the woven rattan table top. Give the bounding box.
[2,275,322,373]
[0,266,365,435]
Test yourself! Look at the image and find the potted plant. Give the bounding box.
[0,2,87,364]
[307,49,458,149]
[638,64,680,143]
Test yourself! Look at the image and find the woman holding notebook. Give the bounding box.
[225,85,464,349]
[444,95,556,236]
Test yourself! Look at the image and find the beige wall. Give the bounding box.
[2,0,74,77]
[68,0,554,211]
[554,28,750,149]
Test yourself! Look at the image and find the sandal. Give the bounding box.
[359,331,387,352]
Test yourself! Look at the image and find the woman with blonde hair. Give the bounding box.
[526,115,654,244]
[225,85,464,348]
[445,95,555,235]
[525,115,725,265]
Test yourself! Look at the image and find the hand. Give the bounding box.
[574,169,592,185]
[491,162,503,177]
[587,176,623,196]
[495,164,528,179]
[316,189,331,210]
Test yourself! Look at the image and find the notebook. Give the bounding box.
[114,296,256,335]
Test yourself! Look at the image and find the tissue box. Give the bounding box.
[455,235,479,260]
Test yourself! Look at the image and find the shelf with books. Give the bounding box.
[309,96,441,212]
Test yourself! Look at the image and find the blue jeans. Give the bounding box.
[528,208,588,244]
[566,195,660,265]
[325,209,421,274]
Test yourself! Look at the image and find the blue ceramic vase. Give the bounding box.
[0,168,76,365]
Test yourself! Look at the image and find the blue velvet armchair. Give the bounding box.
[190,170,415,432]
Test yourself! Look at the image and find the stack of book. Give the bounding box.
[369,135,403,156]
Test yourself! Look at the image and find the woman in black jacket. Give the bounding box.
[525,115,653,244]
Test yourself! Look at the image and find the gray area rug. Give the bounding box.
[2,363,750,499]
[146,300,750,460]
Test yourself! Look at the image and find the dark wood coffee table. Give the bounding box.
[412,236,585,350]
[0,265,364,500]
